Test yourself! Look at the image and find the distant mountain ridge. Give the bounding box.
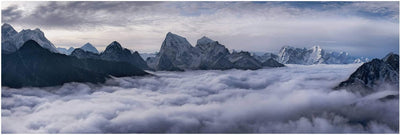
[276,45,369,65]
[70,41,150,70]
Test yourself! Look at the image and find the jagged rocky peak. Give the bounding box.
[1,23,58,53]
[100,41,150,70]
[71,48,100,59]
[196,36,215,45]
[278,45,368,65]
[2,23,17,39]
[162,32,194,50]
[383,53,399,72]
[335,53,399,95]
[106,41,123,50]
[80,42,99,54]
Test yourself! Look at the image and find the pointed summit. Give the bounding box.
[106,41,123,50]
[196,36,215,46]
[80,42,99,54]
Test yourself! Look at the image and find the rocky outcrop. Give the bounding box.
[335,53,399,95]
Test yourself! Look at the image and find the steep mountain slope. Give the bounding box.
[70,41,150,70]
[80,43,99,54]
[147,33,280,71]
[335,53,399,95]
[1,23,58,53]
[278,46,369,65]
[2,40,148,88]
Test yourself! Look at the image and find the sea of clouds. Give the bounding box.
[1,64,398,133]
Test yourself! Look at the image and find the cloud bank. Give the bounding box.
[1,1,398,58]
[1,64,399,133]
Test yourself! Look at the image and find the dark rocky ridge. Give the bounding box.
[335,53,399,95]
[2,40,149,88]
[70,41,150,70]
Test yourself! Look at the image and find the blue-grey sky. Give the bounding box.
[2,1,399,58]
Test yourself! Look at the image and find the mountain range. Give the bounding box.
[253,46,369,65]
[2,40,148,88]
[1,23,397,92]
[70,41,150,70]
[146,33,283,71]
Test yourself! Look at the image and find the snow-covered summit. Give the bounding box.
[278,45,368,65]
[1,23,58,53]
[80,43,99,54]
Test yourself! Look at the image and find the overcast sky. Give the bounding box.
[2,1,399,58]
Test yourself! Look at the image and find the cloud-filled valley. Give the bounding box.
[2,64,398,133]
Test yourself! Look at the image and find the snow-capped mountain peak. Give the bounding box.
[1,23,58,53]
[278,45,368,65]
[80,42,99,54]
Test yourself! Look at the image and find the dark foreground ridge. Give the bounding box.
[335,53,399,95]
[2,40,149,88]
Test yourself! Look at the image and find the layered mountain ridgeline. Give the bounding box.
[58,42,99,55]
[57,47,75,55]
[254,46,369,65]
[70,41,150,70]
[146,33,284,71]
[2,23,58,54]
[335,53,399,95]
[2,40,149,88]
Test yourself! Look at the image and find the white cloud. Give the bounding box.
[2,64,398,133]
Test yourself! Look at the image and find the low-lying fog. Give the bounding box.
[2,64,398,133]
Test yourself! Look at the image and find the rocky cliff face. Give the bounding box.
[278,46,368,65]
[335,53,399,95]
[147,33,280,71]
[1,23,58,53]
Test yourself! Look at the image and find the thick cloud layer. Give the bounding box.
[2,64,398,133]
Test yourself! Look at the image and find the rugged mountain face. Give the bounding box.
[1,23,58,53]
[228,51,263,70]
[2,23,18,53]
[335,53,399,95]
[152,32,202,70]
[147,33,278,71]
[80,43,99,54]
[254,53,279,62]
[100,41,149,70]
[70,48,100,59]
[262,58,285,67]
[195,36,233,70]
[70,41,150,70]
[2,40,148,88]
[278,46,368,65]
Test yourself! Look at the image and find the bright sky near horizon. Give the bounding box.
[2,1,399,58]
